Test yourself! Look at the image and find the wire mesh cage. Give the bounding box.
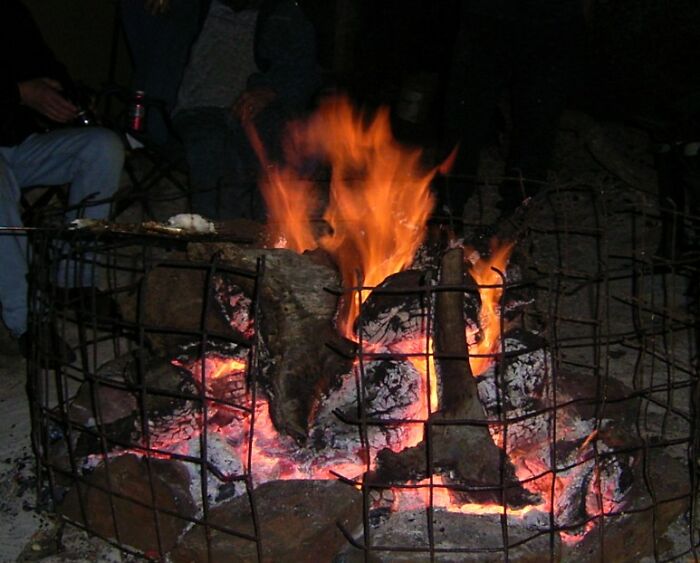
[25,181,698,562]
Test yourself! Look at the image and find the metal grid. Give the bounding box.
[25,183,698,561]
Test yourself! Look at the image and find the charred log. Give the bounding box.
[188,242,354,443]
[369,249,532,507]
[434,247,476,412]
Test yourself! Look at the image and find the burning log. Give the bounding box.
[434,247,476,412]
[371,248,532,507]
[188,242,354,443]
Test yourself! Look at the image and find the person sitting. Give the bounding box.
[1,0,125,363]
[172,0,320,221]
[119,0,207,145]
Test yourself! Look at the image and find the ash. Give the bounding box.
[476,329,634,532]
[310,358,425,454]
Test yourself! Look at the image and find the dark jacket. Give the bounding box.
[0,0,74,146]
[249,0,319,110]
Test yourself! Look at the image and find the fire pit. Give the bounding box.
[26,97,699,562]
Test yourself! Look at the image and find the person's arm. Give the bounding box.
[18,78,77,123]
[1,1,77,121]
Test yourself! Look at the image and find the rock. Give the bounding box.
[123,354,198,416]
[67,353,145,429]
[118,261,248,356]
[170,479,362,563]
[59,454,195,556]
[335,508,561,562]
[561,451,690,562]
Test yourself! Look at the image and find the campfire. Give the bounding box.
[28,96,696,561]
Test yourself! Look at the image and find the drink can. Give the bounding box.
[128,90,147,132]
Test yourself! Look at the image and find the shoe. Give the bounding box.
[18,326,77,368]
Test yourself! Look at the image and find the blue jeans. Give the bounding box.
[0,127,124,337]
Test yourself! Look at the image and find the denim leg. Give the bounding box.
[441,16,512,218]
[10,128,124,220]
[9,128,124,288]
[230,103,292,221]
[0,152,29,336]
[175,106,292,221]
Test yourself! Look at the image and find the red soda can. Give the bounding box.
[127,90,146,132]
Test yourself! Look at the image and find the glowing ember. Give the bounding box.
[395,476,537,518]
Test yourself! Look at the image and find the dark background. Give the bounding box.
[23,0,700,138]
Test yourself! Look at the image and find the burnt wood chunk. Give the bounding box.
[188,243,353,443]
[434,247,475,412]
[371,248,532,507]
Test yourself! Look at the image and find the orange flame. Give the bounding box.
[394,476,537,517]
[173,355,247,382]
[397,336,439,416]
[466,240,515,375]
[252,96,443,337]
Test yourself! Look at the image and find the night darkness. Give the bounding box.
[301,0,700,143]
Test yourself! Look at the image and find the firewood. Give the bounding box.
[369,248,535,508]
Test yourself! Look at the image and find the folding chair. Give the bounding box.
[20,184,69,227]
[95,84,191,220]
[93,0,191,221]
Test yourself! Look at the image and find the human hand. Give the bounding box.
[18,78,78,123]
[232,88,277,123]
[144,0,171,15]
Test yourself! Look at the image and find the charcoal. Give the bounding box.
[476,329,638,530]
[310,359,424,454]
[357,269,480,350]
[357,270,431,347]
